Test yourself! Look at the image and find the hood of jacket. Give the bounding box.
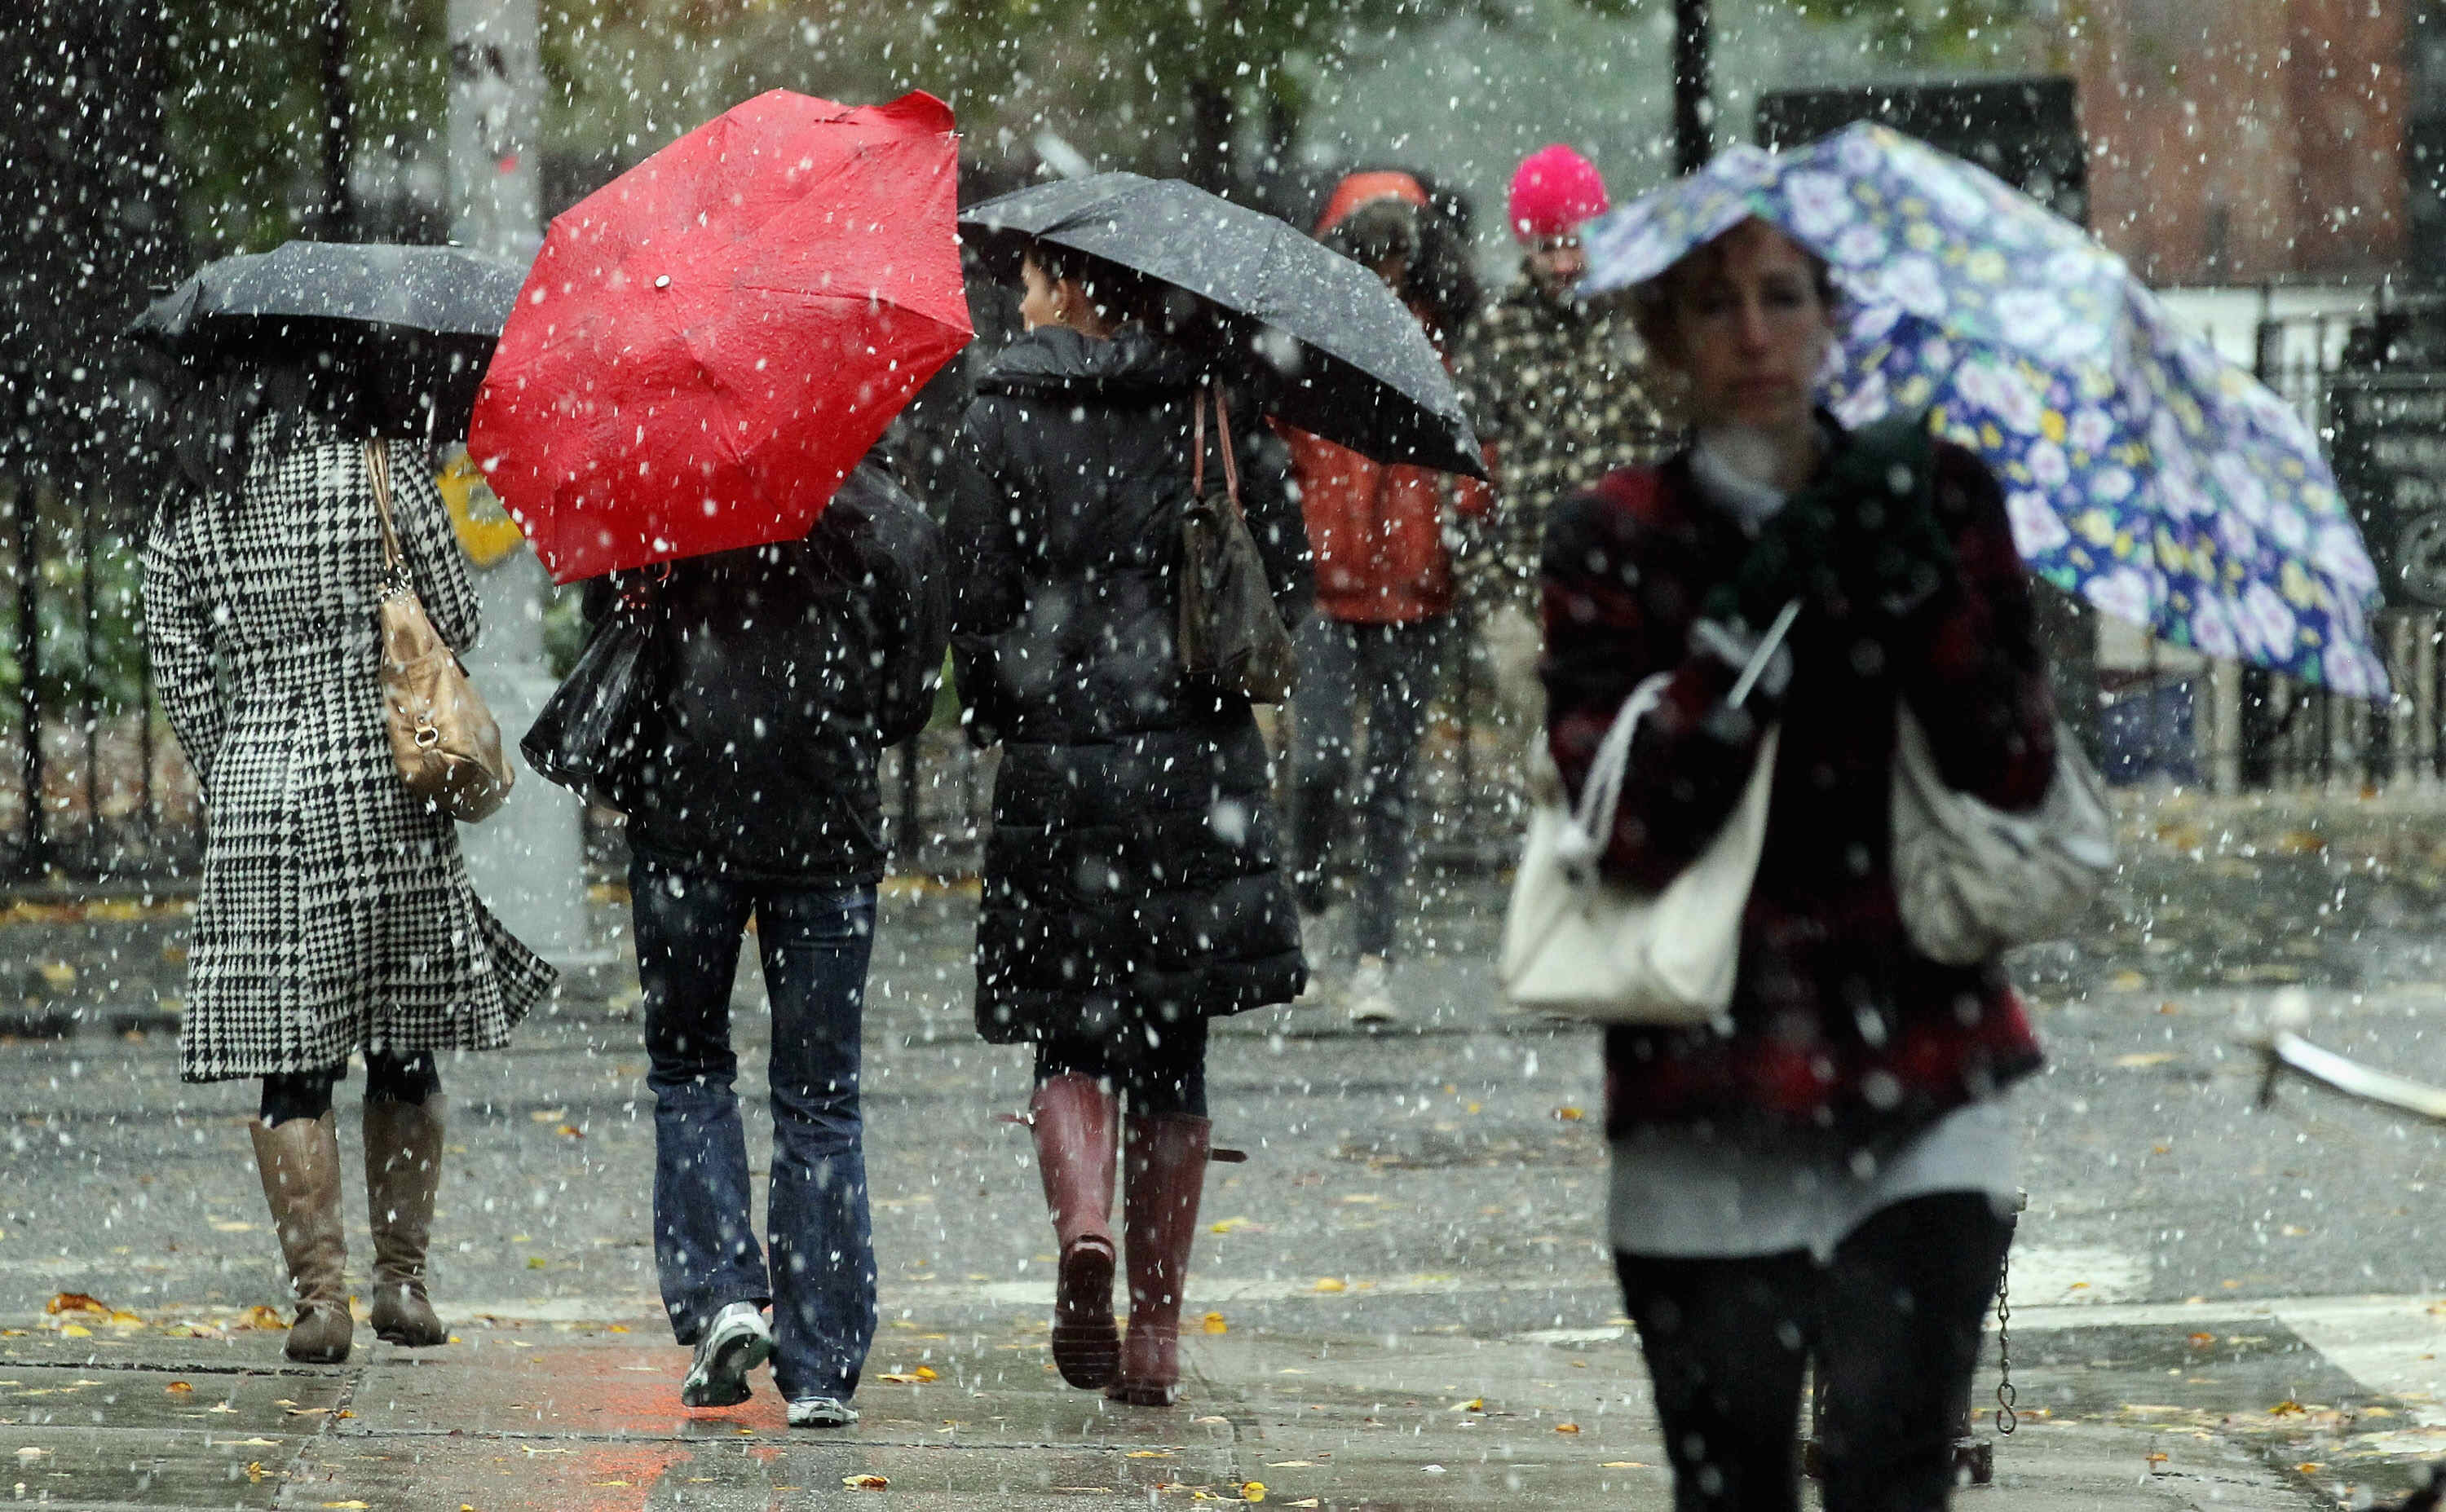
[978,325,1206,400]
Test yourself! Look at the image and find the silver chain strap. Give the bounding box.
[1993,1246,2017,1435]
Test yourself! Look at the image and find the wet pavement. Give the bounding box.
[11,789,2446,1505]
[0,1298,2338,1510]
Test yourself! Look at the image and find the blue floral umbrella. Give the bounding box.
[1579,124,2387,696]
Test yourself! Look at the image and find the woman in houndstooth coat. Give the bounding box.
[143,355,555,1364]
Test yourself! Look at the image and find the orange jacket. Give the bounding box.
[1290,171,1492,624]
[1282,424,1489,624]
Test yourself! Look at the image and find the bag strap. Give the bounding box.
[1561,672,1671,868]
[1189,381,1243,518]
[364,439,410,588]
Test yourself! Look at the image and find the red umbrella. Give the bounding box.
[469,89,972,583]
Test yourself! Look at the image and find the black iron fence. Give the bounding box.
[0,470,201,887]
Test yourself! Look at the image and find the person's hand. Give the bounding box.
[1702,490,1843,628]
[1810,419,1956,621]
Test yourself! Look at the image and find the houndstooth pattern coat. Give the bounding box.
[143,419,555,1082]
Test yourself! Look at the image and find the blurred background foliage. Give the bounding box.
[154,0,2038,260]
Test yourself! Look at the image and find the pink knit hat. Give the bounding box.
[1508,144,1609,242]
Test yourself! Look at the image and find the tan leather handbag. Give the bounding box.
[367,441,513,823]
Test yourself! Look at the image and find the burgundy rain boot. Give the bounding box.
[1109,1113,1211,1407]
[1032,1073,1120,1389]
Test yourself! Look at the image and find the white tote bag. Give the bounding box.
[1499,673,1780,1025]
[1890,705,2116,967]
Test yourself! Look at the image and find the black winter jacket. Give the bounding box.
[950,327,1310,1048]
[598,458,948,885]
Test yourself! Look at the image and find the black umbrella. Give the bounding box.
[960,173,1487,479]
[130,241,524,439]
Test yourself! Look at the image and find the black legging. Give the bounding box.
[260,1051,440,1127]
[1613,1192,2013,1512]
[1033,1018,1208,1118]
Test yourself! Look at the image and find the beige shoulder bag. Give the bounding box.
[368,441,513,823]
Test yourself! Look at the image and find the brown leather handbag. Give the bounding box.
[367,441,513,823]
[1179,383,1299,703]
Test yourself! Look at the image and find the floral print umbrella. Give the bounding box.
[1579,123,2386,696]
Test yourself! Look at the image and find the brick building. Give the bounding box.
[2057,0,2415,285]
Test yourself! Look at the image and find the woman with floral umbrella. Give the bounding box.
[1579,123,2386,698]
[1539,208,2057,1504]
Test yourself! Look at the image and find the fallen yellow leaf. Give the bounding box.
[1210,1216,1257,1234]
[844,1474,889,1490]
[2112,1052,2176,1069]
[1600,1461,1650,1468]
[1555,1106,1585,1121]
[166,1381,193,1394]
[1202,1311,1229,1335]
[60,1323,91,1337]
[1555,1422,1581,1433]
[322,1502,371,1509]
[244,1461,267,1483]
[239,1305,286,1330]
[1313,1277,1346,1294]
[915,1365,938,1382]
[44,1292,110,1316]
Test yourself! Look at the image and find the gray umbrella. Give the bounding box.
[130,241,524,437]
[960,173,1486,479]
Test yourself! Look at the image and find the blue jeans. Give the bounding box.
[1291,614,1444,958]
[632,853,877,1402]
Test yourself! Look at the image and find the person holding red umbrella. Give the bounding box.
[470,89,968,1427]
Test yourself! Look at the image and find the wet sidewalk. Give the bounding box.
[2,1299,2322,1510]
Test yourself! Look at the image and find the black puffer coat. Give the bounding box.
[950,326,1310,1048]
[598,458,948,884]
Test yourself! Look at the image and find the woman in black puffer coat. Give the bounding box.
[949,242,1309,1407]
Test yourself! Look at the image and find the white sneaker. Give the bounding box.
[1294,967,1334,1008]
[680,1300,772,1408]
[787,1395,859,1428]
[1344,955,1397,1025]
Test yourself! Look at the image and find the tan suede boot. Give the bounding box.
[364,1096,448,1347]
[248,1111,354,1364]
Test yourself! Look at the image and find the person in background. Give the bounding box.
[951,241,1309,1407]
[1539,213,2051,1510]
[1280,170,1486,1025]
[143,349,556,1365]
[598,446,947,1429]
[1452,143,1677,747]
